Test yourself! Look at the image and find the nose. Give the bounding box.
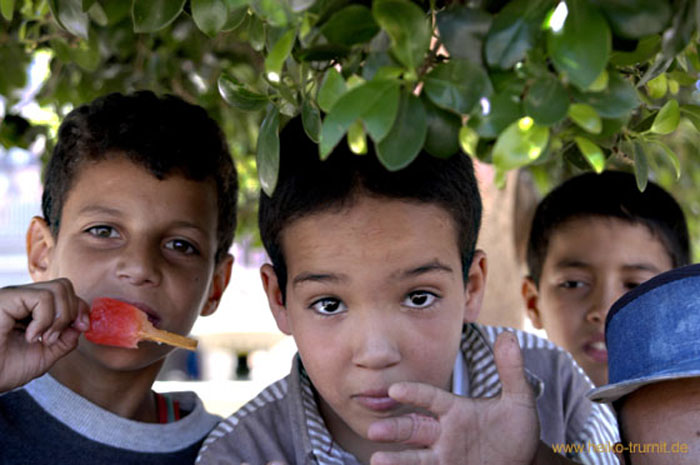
[351,311,401,370]
[115,238,162,287]
[586,282,619,326]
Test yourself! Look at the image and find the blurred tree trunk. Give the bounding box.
[475,164,539,330]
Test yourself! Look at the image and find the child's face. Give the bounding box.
[262,195,485,449]
[619,377,700,464]
[28,156,232,369]
[523,217,672,386]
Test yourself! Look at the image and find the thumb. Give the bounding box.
[492,332,531,400]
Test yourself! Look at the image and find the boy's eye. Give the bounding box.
[310,298,347,316]
[560,280,586,289]
[624,281,642,291]
[165,239,199,255]
[86,225,119,238]
[403,291,438,308]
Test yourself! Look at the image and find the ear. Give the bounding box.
[26,216,55,282]
[260,264,292,335]
[522,277,544,329]
[463,250,487,323]
[200,254,234,317]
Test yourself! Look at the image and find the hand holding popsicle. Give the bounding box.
[85,297,198,351]
[0,278,90,393]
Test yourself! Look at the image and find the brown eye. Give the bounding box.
[404,291,437,308]
[310,298,346,315]
[165,239,198,255]
[86,225,118,238]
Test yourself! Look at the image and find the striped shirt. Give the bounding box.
[197,323,618,465]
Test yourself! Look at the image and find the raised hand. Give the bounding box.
[0,278,89,392]
[367,332,540,465]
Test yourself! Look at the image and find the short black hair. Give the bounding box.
[526,171,690,286]
[258,117,482,300]
[42,91,238,263]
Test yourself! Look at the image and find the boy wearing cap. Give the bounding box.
[588,263,700,464]
[522,171,690,386]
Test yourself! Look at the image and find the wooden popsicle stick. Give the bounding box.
[138,327,198,351]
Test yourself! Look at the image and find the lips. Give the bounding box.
[583,336,607,363]
[352,390,401,412]
[113,298,162,328]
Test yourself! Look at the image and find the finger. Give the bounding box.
[24,289,57,343]
[370,448,435,465]
[72,297,90,332]
[43,279,76,344]
[368,413,440,446]
[387,382,455,417]
[493,332,531,400]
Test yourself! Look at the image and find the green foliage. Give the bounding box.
[3,0,700,238]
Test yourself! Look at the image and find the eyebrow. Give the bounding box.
[292,272,349,288]
[395,260,454,280]
[554,259,661,273]
[77,205,123,217]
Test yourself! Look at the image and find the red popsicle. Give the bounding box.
[85,297,197,351]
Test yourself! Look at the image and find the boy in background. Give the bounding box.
[588,263,700,464]
[198,118,617,465]
[522,171,690,386]
[0,91,237,464]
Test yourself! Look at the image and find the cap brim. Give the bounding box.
[588,368,700,403]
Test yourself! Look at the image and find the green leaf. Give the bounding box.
[222,6,247,31]
[422,96,461,159]
[297,44,351,62]
[376,92,427,171]
[568,103,602,134]
[651,140,681,180]
[317,68,347,113]
[100,0,131,25]
[302,98,321,143]
[633,141,648,191]
[48,0,90,39]
[1,0,15,21]
[459,126,479,157]
[192,0,228,37]
[661,0,694,59]
[437,6,491,64]
[574,136,605,173]
[347,120,367,154]
[646,73,667,99]
[680,104,700,131]
[650,99,680,135]
[423,59,492,115]
[264,28,296,81]
[372,0,430,72]
[572,71,639,119]
[587,70,608,92]
[590,0,671,39]
[547,0,610,90]
[485,0,551,69]
[319,79,400,159]
[470,91,522,138]
[321,5,379,46]
[247,14,265,51]
[218,74,269,111]
[70,33,100,71]
[610,35,661,66]
[524,75,569,126]
[132,0,186,33]
[251,0,288,27]
[492,117,548,171]
[87,2,108,26]
[257,106,280,197]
